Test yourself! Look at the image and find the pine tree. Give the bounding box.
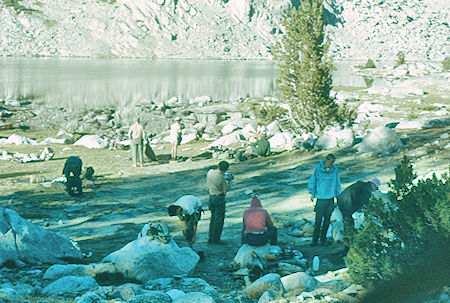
[272,0,354,134]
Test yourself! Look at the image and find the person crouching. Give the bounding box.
[242,196,277,246]
[168,195,203,244]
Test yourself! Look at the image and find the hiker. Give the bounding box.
[206,160,234,244]
[128,117,145,167]
[168,195,203,244]
[242,196,277,246]
[169,117,182,160]
[337,178,381,233]
[251,132,271,157]
[308,154,342,246]
[63,156,83,196]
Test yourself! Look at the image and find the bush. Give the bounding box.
[364,59,376,69]
[346,156,449,291]
[442,56,450,71]
[394,51,406,68]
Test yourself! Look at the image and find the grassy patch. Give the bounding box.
[3,0,40,14]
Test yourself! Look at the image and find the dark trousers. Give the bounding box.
[313,198,334,244]
[184,212,201,242]
[66,175,82,196]
[208,194,225,243]
[242,227,277,246]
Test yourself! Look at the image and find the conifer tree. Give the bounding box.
[272,0,354,134]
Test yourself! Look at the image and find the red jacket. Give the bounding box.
[243,196,273,233]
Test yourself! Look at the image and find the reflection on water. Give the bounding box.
[0,58,367,109]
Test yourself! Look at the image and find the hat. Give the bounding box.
[369,178,381,189]
[174,117,181,121]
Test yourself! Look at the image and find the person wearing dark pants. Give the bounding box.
[168,195,203,244]
[242,196,277,246]
[308,154,342,246]
[337,178,381,247]
[206,161,234,244]
[208,194,226,243]
[312,198,335,245]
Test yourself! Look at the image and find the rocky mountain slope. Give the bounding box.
[0,0,448,61]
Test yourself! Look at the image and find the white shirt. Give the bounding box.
[173,195,202,215]
[169,122,181,143]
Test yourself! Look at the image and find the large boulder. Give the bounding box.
[74,135,109,149]
[208,131,242,147]
[0,134,37,145]
[242,273,284,299]
[101,237,199,283]
[356,126,402,154]
[280,272,317,292]
[268,132,295,151]
[241,123,258,140]
[0,207,82,267]
[266,121,282,137]
[42,276,99,296]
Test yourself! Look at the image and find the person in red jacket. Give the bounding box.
[242,196,277,246]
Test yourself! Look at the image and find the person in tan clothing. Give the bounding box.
[169,117,182,160]
[206,161,234,244]
[128,118,145,167]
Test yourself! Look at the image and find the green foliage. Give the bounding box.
[346,156,450,287]
[272,0,355,134]
[364,59,376,69]
[3,0,39,14]
[250,102,288,127]
[442,56,450,71]
[394,51,406,68]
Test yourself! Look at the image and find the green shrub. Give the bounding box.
[394,51,406,68]
[364,59,376,69]
[442,57,450,71]
[346,156,450,289]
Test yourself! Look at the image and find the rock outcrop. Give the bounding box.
[0,0,447,61]
[0,207,82,267]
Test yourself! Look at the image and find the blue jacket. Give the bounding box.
[308,159,342,199]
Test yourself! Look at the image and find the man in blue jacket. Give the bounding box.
[308,154,341,246]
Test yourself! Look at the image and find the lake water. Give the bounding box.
[0,58,367,109]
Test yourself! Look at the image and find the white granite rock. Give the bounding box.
[281,271,317,292]
[74,135,109,149]
[0,207,82,267]
[42,276,99,296]
[242,273,284,299]
[101,237,199,282]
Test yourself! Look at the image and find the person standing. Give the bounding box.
[206,161,234,244]
[170,117,182,160]
[308,154,341,246]
[168,195,203,244]
[242,196,277,246]
[128,118,145,167]
[337,178,381,234]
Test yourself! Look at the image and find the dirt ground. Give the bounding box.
[0,126,449,299]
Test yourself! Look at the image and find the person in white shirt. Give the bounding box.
[169,117,182,160]
[168,195,203,244]
[127,118,145,167]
